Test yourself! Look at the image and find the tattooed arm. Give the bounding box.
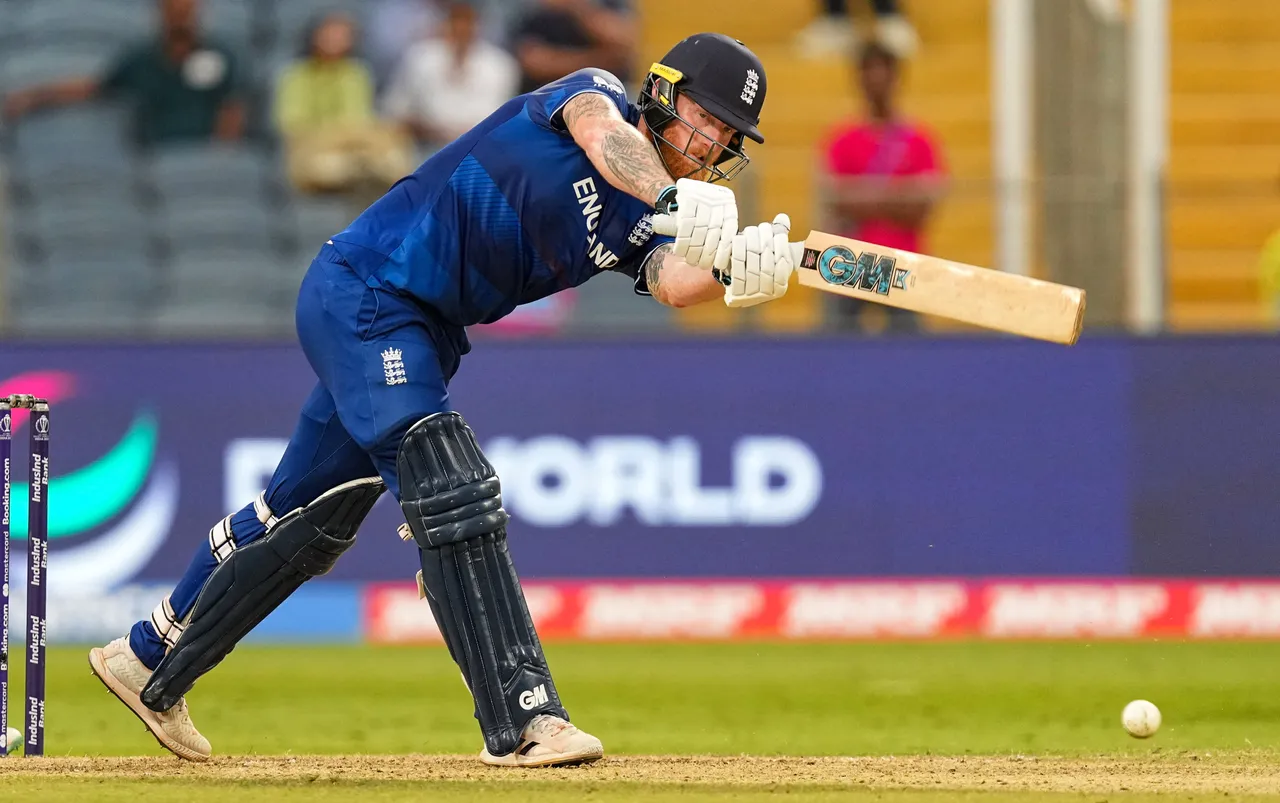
[640,243,726,308]
[562,87,731,306]
[561,91,672,205]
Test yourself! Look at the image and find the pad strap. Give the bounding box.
[150,596,185,652]
[254,492,279,529]
[209,513,236,563]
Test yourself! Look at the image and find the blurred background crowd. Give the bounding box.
[0,0,1275,340]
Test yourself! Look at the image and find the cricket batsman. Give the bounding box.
[89,32,799,766]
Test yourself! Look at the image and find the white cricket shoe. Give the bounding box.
[479,714,604,767]
[88,636,212,762]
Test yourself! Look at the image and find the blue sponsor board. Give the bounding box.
[0,334,1275,596]
[1130,337,1280,576]
[8,584,361,644]
[243,583,362,642]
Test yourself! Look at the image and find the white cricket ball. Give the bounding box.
[1122,699,1161,738]
[4,727,19,754]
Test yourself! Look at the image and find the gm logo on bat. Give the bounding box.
[802,245,913,296]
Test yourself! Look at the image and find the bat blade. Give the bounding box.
[796,231,1086,345]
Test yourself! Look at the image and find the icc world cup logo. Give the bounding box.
[34,416,49,437]
[0,413,10,436]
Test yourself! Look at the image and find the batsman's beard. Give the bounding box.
[657,139,712,183]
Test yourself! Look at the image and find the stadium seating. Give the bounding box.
[0,42,116,94]
[290,197,353,249]
[158,200,278,255]
[202,0,256,45]
[144,143,280,201]
[3,0,153,44]
[0,1,332,337]
[5,103,138,192]
[1166,0,1280,329]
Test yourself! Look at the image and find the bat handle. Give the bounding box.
[652,213,676,237]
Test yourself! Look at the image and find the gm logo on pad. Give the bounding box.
[519,684,550,710]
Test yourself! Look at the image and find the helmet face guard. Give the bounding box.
[637,63,750,184]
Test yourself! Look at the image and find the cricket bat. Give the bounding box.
[796,231,1086,345]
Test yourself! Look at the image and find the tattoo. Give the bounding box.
[561,91,612,133]
[602,127,672,204]
[643,243,673,295]
[562,90,672,204]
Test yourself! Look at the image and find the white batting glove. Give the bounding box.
[721,213,804,308]
[652,178,738,271]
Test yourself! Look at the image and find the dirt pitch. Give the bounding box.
[2,754,1278,795]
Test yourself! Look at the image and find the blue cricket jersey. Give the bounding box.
[327,68,672,351]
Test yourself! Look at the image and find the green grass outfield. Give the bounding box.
[2,641,1279,801]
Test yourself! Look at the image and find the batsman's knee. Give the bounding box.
[396,412,509,549]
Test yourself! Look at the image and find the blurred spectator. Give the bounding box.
[1,0,245,149]
[365,0,508,92]
[274,12,413,195]
[365,0,445,91]
[819,39,945,335]
[795,0,918,60]
[511,0,636,96]
[381,1,518,151]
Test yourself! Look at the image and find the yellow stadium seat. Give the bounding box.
[1169,0,1280,328]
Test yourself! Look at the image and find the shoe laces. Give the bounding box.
[528,715,573,739]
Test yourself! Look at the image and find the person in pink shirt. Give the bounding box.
[819,39,946,334]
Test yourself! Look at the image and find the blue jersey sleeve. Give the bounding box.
[525,68,632,133]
